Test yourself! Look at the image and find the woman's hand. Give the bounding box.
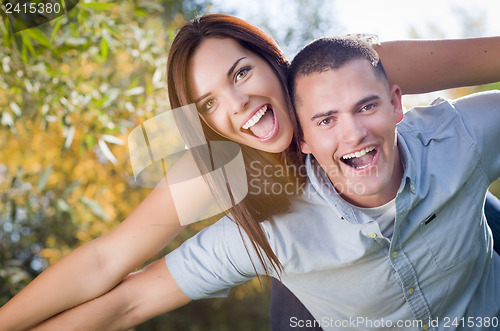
[27,259,191,331]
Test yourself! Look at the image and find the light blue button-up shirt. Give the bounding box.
[166,91,500,330]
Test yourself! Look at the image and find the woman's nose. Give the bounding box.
[226,87,249,115]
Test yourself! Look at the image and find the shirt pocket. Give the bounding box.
[417,186,480,271]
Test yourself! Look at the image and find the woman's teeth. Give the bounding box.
[242,105,267,130]
[342,146,375,160]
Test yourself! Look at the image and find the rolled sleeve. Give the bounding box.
[164,217,264,300]
[452,90,500,182]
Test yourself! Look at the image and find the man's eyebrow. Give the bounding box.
[193,57,246,104]
[309,95,380,121]
[355,95,380,109]
[311,110,338,121]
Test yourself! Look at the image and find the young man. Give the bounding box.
[282,36,500,329]
[29,37,500,331]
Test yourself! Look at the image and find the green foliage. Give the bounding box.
[0,0,275,329]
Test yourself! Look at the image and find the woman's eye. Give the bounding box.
[204,99,215,111]
[235,67,251,82]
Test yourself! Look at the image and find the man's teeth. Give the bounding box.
[242,105,267,130]
[342,146,375,160]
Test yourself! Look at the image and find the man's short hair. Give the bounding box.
[288,36,388,105]
[287,36,389,145]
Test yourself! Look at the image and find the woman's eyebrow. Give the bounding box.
[193,57,247,104]
[227,57,246,77]
[194,92,210,104]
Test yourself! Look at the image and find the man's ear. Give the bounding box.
[301,140,312,154]
[390,85,404,123]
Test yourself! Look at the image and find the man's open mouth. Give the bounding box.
[341,146,377,169]
[241,104,277,139]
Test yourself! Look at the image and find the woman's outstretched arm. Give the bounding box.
[30,259,190,331]
[0,179,186,331]
[377,36,500,94]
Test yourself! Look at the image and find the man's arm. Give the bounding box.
[30,259,191,331]
[377,37,500,94]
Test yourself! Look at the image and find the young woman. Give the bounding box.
[1,14,499,330]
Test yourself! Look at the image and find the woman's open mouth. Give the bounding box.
[340,146,378,170]
[240,104,279,141]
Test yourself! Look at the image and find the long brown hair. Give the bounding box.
[167,14,302,276]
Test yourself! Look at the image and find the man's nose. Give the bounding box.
[340,116,367,145]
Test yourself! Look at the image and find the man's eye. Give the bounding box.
[361,104,375,112]
[235,67,251,82]
[319,118,332,126]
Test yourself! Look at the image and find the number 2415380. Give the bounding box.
[5,2,61,14]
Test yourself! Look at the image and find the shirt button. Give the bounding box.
[392,251,398,259]
[423,323,429,330]
[408,287,414,295]
[410,184,415,192]
[368,232,377,238]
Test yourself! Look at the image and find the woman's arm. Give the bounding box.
[30,259,190,331]
[377,36,500,94]
[0,180,186,331]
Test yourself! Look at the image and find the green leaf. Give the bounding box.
[21,34,34,55]
[63,181,81,197]
[37,166,52,192]
[50,17,63,42]
[84,133,95,150]
[100,37,108,61]
[80,2,116,11]
[24,29,53,50]
[80,197,108,220]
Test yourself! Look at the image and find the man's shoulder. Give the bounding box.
[399,91,500,133]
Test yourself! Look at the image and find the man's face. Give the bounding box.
[295,59,404,207]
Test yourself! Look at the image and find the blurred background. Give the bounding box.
[0,0,499,330]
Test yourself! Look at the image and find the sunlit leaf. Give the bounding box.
[124,86,144,96]
[56,198,70,212]
[63,181,81,197]
[98,139,118,165]
[102,134,124,145]
[139,2,164,12]
[80,2,116,11]
[64,126,76,149]
[80,197,108,220]
[1,112,14,126]
[9,102,22,116]
[37,166,52,192]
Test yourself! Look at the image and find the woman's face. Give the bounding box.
[186,38,293,153]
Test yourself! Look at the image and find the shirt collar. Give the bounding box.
[305,154,358,222]
[396,131,417,195]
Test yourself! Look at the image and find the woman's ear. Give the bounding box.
[390,85,404,123]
